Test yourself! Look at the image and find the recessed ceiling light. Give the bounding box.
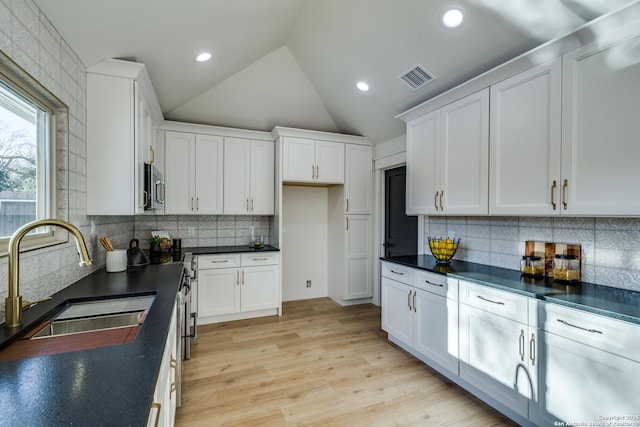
[356,81,370,92]
[440,7,464,29]
[195,52,212,63]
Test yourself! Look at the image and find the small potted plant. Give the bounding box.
[148,235,163,254]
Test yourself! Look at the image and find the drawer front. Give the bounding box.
[241,252,280,266]
[540,302,640,361]
[414,270,457,300]
[459,280,528,324]
[381,261,414,285]
[197,254,241,269]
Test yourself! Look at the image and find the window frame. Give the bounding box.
[0,51,70,255]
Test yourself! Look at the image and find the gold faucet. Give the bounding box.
[4,219,93,328]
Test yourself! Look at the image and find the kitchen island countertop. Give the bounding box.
[381,255,640,325]
[0,262,183,427]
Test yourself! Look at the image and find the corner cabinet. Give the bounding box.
[224,138,274,215]
[163,131,224,215]
[405,89,489,215]
[87,59,163,215]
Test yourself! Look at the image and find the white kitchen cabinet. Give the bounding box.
[224,137,274,215]
[87,59,163,215]
[405,89,489,215]
[458,280,535,419]
[345,144,373,215]
[147,302,178,427]
[561,24,640,216]
[531,302,640,425]
[344,215,372,299]
[197,253,280,323]
[282,137,344,184]
[381,262,458,376]
[489,58,562,215]
[164,131,224,215]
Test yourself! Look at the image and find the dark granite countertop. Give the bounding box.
[381,255,640,325]
[183,244,280,255]
[0,262,184,427]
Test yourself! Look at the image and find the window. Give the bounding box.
[0,55,63,251]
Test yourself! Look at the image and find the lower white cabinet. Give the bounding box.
[197,252,280,323]
[458,280,535,419]
[147,302,178,427]
[381,262,458,376]
[531,302,640,425]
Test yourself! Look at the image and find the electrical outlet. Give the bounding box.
[306,280,312,288]
[187,227,195,236]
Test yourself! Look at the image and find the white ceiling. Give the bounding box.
[34,0,633,144]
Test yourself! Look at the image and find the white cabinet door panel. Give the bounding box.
[283,137,315,182]
[345,144,373,215]
[198,268,240,317]
[195,134,224,214]
[441,89,489,215]
[315,140,344,184]
[381,278,414,347]
[406,111,439,215]
[562,27,640,215]
[242,265,280,312]
[490,59,562,215]
[250,140,275,215]
[224,137,251,214]
[164,131,195,214]
[345,215,371,299]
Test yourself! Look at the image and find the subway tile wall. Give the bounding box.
[134,215,271,249]
[425,216,640,292]
[0,0,134,322]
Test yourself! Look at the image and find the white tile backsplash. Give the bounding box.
[425,216,640,291]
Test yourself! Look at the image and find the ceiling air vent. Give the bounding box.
[399,64,435,91]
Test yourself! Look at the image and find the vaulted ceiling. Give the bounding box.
[34,0,634,144]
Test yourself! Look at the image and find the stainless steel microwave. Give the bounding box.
[144,163,165,210]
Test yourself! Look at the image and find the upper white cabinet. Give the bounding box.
[561,25,640,216]
[282,137,344,184]
[87,59,163,215]
[224,138,274,215]
[406,89,489,215]
[164,131,224,215]
[345,144,373,215]
[489,58,562,215]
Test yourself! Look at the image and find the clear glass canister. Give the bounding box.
[552,255,580,282]
[520,255,544,276]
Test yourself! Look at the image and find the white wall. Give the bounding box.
[282,186,328,300]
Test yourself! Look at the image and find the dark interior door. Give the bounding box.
[384,166,418,257]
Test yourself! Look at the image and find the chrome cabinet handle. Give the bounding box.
[251,198,254,211]
[191,196,194,211]
[246,198,250,211]
[439,190,444,211]
[562,179,568,210]
[551,180,557,210]
[557,318,603,334]
[242,270,245,285]
[196,196,199,211]
[530,333,536,366]
[412,291,416,312]
[477,295,505,305]
[434,191,439,210]
[346,198,349,212]
[316,165,319,179]
[425,279,444,288]
[236,270,239,285]
[346,217,349,230]
[519,329,525,361]
[407,289,412,311]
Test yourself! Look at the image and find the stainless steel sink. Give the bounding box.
[30,294,155,339]
[31,311,145,338]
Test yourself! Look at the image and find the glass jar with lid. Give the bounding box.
[552,254,580,282]
[520,255,544,276]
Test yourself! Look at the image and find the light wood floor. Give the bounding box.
[176,298,517,426]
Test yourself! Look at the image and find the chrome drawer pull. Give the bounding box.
[557,318,603,334]
[211,260,229,263]
[425,280,444,287]
[477,295,505,305]
[390,270,404,275]
[252,257,269,261]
